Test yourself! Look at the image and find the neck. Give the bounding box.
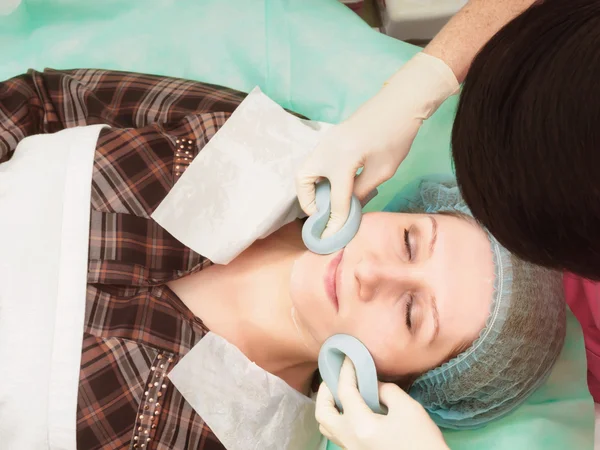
[169,222,320,393]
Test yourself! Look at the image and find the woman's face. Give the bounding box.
[290,212,494,380]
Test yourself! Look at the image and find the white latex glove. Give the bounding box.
[316,358,449,450]
[0,0,21,15]
[296,52,459,237]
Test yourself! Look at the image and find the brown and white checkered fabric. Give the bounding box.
[1,68,250,449]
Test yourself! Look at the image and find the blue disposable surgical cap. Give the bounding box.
[385,177,566,429]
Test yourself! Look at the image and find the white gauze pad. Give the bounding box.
[151,87,332,264]
[168,332,326,450]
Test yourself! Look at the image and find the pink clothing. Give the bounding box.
[564,273,600,401]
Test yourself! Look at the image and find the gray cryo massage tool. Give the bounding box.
[318,335,384,414]
[301,179,362,255]
[302,180,384,415]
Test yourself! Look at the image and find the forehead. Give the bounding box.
[432,213,494,345]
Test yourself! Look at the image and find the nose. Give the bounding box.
[355,257,423,301]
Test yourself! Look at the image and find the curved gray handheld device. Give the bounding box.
[318,334,384,415]
[302,180,362,255]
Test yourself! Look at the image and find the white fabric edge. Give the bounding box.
[169,332,328,450]
[46,125,107,449]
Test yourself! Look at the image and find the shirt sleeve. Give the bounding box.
[1,68,248,163]
[0,72,62,163]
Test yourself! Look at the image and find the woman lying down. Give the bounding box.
[0,69,565,450]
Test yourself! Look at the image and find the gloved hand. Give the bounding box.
[315,358,449,450]
[0,0,21,15]
[296,52,459,237]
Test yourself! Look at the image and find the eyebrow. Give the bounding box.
[429,294,440,345]
[428,215,438,257]
[427,215,440,344]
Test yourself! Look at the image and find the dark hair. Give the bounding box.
[451,0,600,280]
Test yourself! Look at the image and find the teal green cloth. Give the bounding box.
[0,0,455,213]
[1,1,594,448]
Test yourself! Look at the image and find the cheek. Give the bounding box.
[351,214,389,246]
[345,304,444,379]
[290,252,317,305]
[346,305,410,376]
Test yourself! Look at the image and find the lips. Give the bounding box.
[325,250,343,312]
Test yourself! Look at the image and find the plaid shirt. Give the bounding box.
[1,69,250,450]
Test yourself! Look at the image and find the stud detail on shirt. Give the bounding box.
[172,136,197,179]
[132,351,175,448]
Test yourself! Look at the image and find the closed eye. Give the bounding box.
[404,228,412,260]
[405,295,414,331]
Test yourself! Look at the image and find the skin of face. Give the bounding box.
[290,212,494,380]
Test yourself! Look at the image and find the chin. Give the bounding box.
[290,253,330,321]
[289,258,304,301]
[289,252,314,294]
